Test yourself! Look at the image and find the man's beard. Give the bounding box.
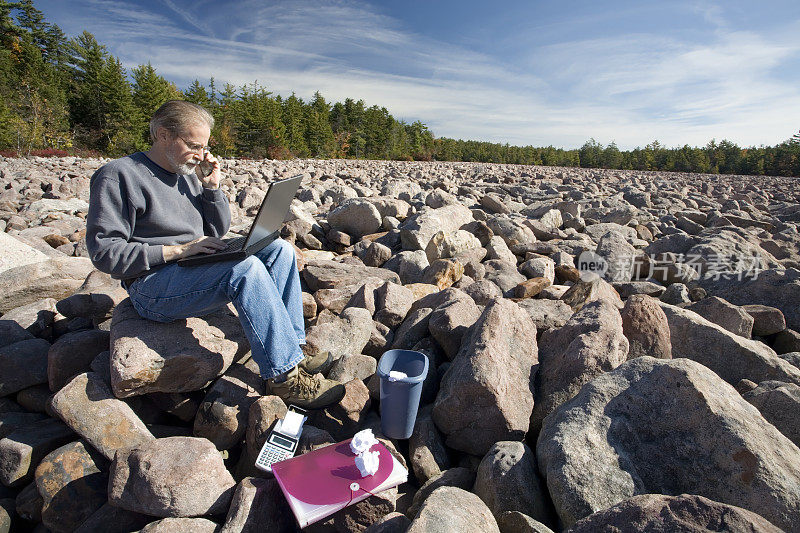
[167,151,199,175]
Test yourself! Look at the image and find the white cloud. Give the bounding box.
[46,0,800,149]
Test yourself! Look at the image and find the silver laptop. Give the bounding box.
[178,174,303,267]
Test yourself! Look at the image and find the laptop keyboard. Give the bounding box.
[221,236,246,252]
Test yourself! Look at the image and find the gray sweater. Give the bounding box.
[86,152,231,280]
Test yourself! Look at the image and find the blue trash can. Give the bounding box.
[377,349,429,439]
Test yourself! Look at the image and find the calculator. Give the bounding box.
[255,405,307,473]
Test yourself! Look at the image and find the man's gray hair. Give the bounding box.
[149,100,215,143]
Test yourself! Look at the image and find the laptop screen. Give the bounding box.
[245,174,303,248]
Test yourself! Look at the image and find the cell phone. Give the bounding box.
[198,159,214,177]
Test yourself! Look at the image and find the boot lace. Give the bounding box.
[289,370,321,397]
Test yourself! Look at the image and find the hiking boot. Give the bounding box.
[268,366,345,409]
[298,347,333,375]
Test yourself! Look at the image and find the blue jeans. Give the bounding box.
[125,238,305,379]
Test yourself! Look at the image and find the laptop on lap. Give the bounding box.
[177,174,303,267]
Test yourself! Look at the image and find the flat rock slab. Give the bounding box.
[0,418,74,487]
[566,494,782,533]
[0,338,50,397]
[659,302,800,386]
[109,436,236,518]
[110,299,248,397]
[35,440,108,533]
[50,372,154,460]
[140,517,219,533]
[537,357,800,530]
[302,259,400,292]
[0,232,48,275]
[0,257,94,314]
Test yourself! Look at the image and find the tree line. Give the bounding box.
[2,0,798,177]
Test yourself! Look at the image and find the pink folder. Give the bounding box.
[271,439,408,528]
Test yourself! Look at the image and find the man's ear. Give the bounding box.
[155,126,171,143]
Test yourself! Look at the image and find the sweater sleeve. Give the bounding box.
[201,187,231,238]
[86,174,165,279]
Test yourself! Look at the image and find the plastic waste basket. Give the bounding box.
[377,349,429,439]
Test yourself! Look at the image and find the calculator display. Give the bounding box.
[269,432,297,450]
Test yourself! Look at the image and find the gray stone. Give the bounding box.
[497,511,555,533]
[561,278,623,311]
[742,304,787,337]
[425,229,482,264]
[566,493,782,533]
[401,204,474,251]
[0,298,57,339]
[487,215,536,248]
[374,282,414,329]
[140,517,219,533]
[55,269,128,321]
[621,295,672,360]
[686,296,754,338]
[383,250,429,285]
[35,440,108,533]
[742,380,800,447]
[433,299,537,455]
[73,503,152,533]
[532,299,629,434]
[474,441,551,525]
[659,302,800,386]
[485,235,518,264]
[519,256,556,283]
[611,281,666,298]
[461,279,503,306]
[0,232,48,275]
[773,329,800,354]
[193,359,264,450]
[407,486,500,533]
[305,306,373,361]
[110,299,248,398]
[47,329,109,391]
[483,259,526,294]
[391,308,433,350]
[303,259,400,292]
[50,372,154,461]
[427,292,481,360]
[659,282,691,305]
[0,417,74,487]
[108,436,236,518]
[309,379,371,441]
[596,231,637,282]
[409,406,450,485]
[328,354,377,383]
[328,199,383,239]
[537,357,800,530]
[364,512,411,533]
[517,299,574,331]
[0,257,94,314]
[219,477,295,533]
[0,339,50,397]
[363,241,393,267]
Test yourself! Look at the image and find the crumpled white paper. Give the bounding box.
[388,370,408,382]
[354,449,380,477]
[350,428,379,455]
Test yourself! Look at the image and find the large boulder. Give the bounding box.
[303,259,400,292]
[685,296,754,338]
[327,199,383,239]
[0,257,94,314]
[0,338,50,397]
[0,232,48,275]
[108,436,236,518]
[400,204,475,251]
[109,299,248,397]
[304,306,373,361]
[741,381,800,448]
[407,486,500,533]
[537,357,800,530]
[566,494,782,533]
[433,299,537,455]
[219,477,295,533]
[55,269,128,321]
[620,295,671,360]
[531,299,629,434]
[659,302,800,386]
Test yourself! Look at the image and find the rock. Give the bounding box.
[516,301,573,337]
[659,302,800,386]
[109,299,248,397]
[483,259,526,295]
[407,486,500,533]
[400,204,474,251]
[148,392,200,423]
[383,250,429,285]
[193,359,264,450]
[329,486,398,532]
[328,354,377,383]
[140,517,219,533]
[536,357,800,530]
[0,418,74,487]
[328,199,383,239]
[219,477,295,533]
[685,229,771,278]
[108,436,236,518]
[427,292,481,360]
[305,306,373,361]
[424,230,481,264]
[659,282,691,305]
[696,268,800,331]
[485,235,518,264]
[0,257,94,314]
[35,440,108,533]
[487,215,536,248]
[50,372,154,460]
[480,193,510,214]
[391,308,432,350]
[0,338,50,397]
[742,381,800,447]
[363,241,392,267]
[611,281,666,299]
[244,396,287,462]
[584,223,637,242]
[566,494,783,533]
[47,329,109,391]
[0,321,35,349]
[55,269,128,321]
[560,278,623,311]
[0,232,48,275]
[422,258,464,290]
[685,296,754,338]
[512,277,551,299]
[595,231,637,282]
[462,279,503,305]
[409,406,450,484]
[364,512,411,533]
[519,256,556,283]
[0,297,58,339]
[309,379,371,441]
[303,259,400,292]
[742,304,787,337]
[474,441,551,525]
[531,299,629,434]
[620,295,672,360]
[433,299,537,455]
[14,481,43,522]
[73,503,152,533]
[773,329,800,354]
[374,282,414,329]
[497,511,555,533]
[0,412,47,439]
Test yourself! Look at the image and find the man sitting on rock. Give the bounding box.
[86,100,343,409]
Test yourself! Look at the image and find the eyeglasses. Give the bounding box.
[175,134,209,154]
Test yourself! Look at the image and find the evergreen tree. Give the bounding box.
[99,56,138,154]
[131,62,182,144]
[304,91,335,158]
[282,93,308,157]
[184,79,212,108]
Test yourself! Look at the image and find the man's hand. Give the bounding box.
[196,149,221,189]
[163,236,227,261]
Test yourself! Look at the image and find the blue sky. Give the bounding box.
[35,0,800,149]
